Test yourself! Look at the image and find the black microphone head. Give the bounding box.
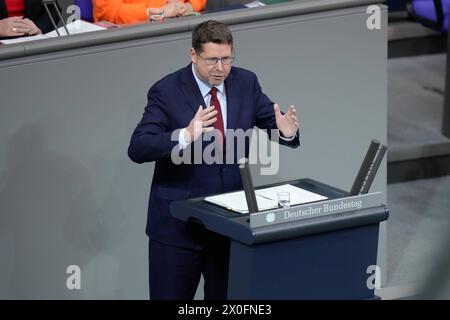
[350,139,386,196]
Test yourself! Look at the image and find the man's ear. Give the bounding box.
[190,48,196,64]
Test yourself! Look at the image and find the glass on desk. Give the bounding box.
[277,191,290,208]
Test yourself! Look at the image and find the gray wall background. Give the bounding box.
[0,5,387,299]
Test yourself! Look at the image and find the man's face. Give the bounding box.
[190,42,233,86]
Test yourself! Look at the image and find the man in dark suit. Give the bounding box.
[0,0,60,39]
[128,20,300,300]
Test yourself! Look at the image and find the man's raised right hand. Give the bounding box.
[184,106,217,143]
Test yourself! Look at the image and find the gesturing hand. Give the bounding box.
[184,106,217,143]
[274,103,299,138]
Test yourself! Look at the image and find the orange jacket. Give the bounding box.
[93,0,206,24]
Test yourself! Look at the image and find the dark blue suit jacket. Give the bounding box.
[128,64,299,249]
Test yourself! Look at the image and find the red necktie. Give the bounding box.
[209,87,225,147]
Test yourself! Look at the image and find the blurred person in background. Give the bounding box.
[0,0,60,38]
[93,0,206,25]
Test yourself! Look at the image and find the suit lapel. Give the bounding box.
[224,69,239,130]
[179,64,207,113]
[179,65,241,130]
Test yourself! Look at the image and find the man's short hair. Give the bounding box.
[192,20,233,53]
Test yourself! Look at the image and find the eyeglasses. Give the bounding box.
[198,54,235,66]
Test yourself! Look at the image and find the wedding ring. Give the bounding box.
[12,27,17,32]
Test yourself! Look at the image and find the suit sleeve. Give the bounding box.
[253,75,300,148]
[188,0,206,12]
[128,85,181,163]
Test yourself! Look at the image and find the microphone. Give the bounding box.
[41,0,70,36]
[238,158,259,213]
[350,139,387,196]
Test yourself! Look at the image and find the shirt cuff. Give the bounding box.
[179,128,190,149]
[279,129,296,141]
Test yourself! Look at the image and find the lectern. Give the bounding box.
[171,178,388,299]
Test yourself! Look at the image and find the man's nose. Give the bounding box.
[216,60,224,71]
